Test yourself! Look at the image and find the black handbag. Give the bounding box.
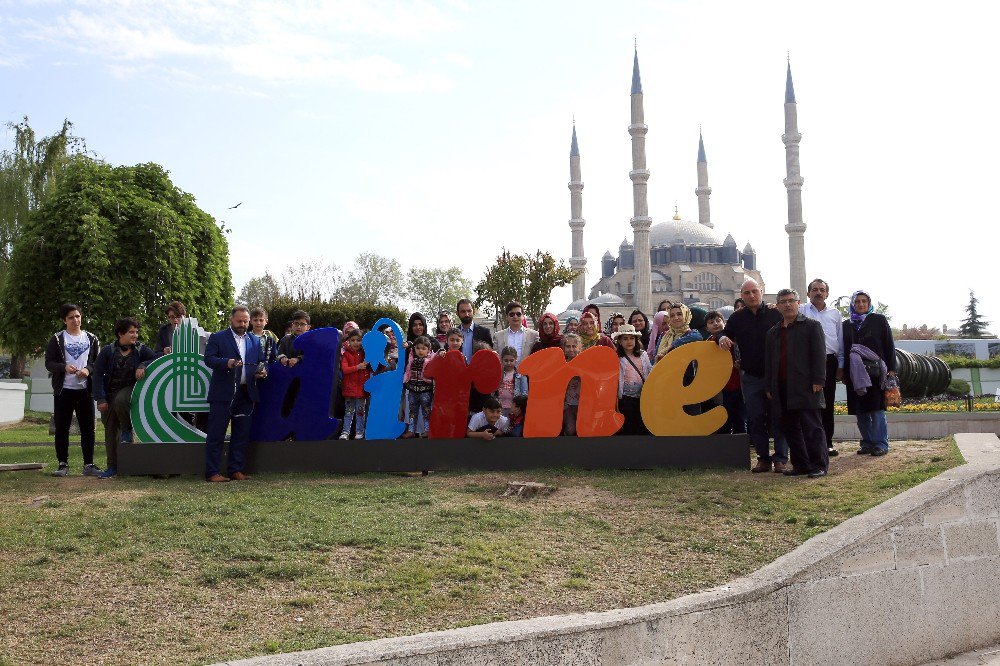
[863,358,881,380]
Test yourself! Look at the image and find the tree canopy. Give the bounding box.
[959,290,991,338]
[0,117,86,285]
[406,265,473,319]
[474,249,578,325]
[0,157,232,354]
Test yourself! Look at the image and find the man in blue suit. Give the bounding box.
[204,306,267,482]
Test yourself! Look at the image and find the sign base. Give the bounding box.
[118,435,750,476]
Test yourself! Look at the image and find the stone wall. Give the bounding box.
[219,434,1000,666]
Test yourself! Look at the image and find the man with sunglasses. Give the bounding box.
[492,300,538,369]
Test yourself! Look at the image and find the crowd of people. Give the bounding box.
[43,277,896,482]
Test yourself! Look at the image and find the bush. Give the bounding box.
[937,354,1000,369]
[946,378,971,396]
[264,299,408,336]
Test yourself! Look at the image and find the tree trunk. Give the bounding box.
[8,353,26,379]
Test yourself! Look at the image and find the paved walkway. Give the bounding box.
[921,644,1000,665]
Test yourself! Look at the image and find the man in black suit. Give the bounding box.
[203,306,267,482]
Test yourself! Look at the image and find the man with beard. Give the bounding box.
[203,306,267,482]
[456,298,493,362]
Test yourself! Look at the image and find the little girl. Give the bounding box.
[613,324,652,435]
[339,329,371,440]
[402,336,434,438]
[497,346,528,417]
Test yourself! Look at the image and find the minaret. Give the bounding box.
[695,130,713,229]
[629,48,653,314]
[783,60,807,297]
[568,124,587,302]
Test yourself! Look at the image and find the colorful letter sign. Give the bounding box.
[363,318,408,441]
[423,349,501,439]
[130,318,210,443]
[519,346,623,437]
[640,341,732,436]
[251,327,342,442]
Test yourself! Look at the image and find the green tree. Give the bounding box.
[0,157,232,358]
[406,265,473,318]
[475,249,578,325]
[959,290,990,338]
[340,252,404,305]
[237,271,282,310]
[0,117,86,281]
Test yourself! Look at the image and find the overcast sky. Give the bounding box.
[2,1,997,331]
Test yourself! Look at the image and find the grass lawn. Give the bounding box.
[0,410,107,445]
[0,437,963,666]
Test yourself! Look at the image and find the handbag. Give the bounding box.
[863,359,881,381]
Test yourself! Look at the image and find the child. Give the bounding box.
[250,307,278,364]
[378,324,399,371]
[561,333,582,436]
[497,346,528,417]
[402,335,434,438]
[278,310,311,367]
[467,395,510,440]
[437,328,465,357]
[705,310,746,435]
[508,394,528,437]
[612,324,652,435]
[339,329,371,439]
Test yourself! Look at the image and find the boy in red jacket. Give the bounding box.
[339,328,371,439]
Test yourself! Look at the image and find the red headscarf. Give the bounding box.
[535,312,563,349]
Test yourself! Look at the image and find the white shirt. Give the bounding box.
[61,330,91,390]
[799,302,844,367]
[232,329,248,385]
[505,327,524,362]
[468,412,511,434]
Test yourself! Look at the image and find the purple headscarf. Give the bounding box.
[849,290,873,331]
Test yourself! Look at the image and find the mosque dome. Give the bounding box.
[648,218,725,246]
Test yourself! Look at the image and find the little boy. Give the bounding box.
[467,395,510,440]
[561,333,582,436]
[250,307,278,364]
[705,310,746,435]
[508,394,528,437]
[278,310,310,367]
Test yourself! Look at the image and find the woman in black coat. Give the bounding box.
[842,290,896,456]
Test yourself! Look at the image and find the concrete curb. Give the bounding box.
[216,434,1000,666]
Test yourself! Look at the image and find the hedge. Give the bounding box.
[263,300,409,337]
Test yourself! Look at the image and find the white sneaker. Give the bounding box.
[339,432,349,440]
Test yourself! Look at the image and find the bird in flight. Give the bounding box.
[229,202,242,209]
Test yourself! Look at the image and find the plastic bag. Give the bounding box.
[885,386,901,407]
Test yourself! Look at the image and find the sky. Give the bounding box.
[1,0,997,332]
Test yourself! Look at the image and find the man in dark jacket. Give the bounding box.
[44,303,101,477]
[719,279,788,473]
[765,289,828,478]
[203,306,267,482]
[92,317,157,478]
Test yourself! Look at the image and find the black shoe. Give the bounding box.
[871,449,888,457]
[807,469,828,478]
[783,469,808,477]
[828,447,839,457]
[857,446,875,455]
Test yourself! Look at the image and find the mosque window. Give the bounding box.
[709,298,726,309]
[694,272,722,292]
[616,282,622,295]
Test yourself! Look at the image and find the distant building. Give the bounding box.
[564,51,808,313]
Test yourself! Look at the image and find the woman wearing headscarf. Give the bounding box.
[405,312,441,352]
[648,310,669,363]
[577,312,614,350]
[434,311,453,350]
[564,316,580,335]
[628,309,651,350]
[655,303,703,362]
[842,290,896,456]
[530,312,563,353]
[582,304,601,327]
[604,312,626,336]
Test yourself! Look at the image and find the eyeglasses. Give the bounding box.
[507,312,523,317]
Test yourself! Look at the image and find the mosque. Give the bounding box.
[562,50,807,317]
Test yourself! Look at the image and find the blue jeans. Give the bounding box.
[740,372,788,463]
[407,390,433,435]
[856,410,889,453]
